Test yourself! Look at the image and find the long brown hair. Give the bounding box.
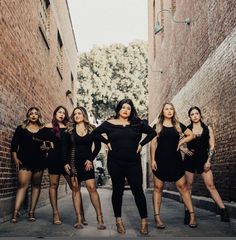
[67,106,95,134]
[155,102,182,137]
[22,107,44,129]
[52,106,69,138]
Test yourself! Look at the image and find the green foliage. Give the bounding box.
[77,41,148,120]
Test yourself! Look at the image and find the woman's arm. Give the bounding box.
[177,127,194,150]
[93,122,110,144]
[139,122,157,146]
[11,126,22,171]
[150,137,157,171]
[203,126,215,172]
[62,132,72,175]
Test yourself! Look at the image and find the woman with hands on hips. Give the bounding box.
[93,98,157,235]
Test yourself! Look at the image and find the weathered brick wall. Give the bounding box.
[148,0,236,201]
[0,0,77,221]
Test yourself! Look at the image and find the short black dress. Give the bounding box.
[184,123,209,174]
[153,123,187,182]
[11,125,46,172]
[62,130,101,182]
[38,127,67,175]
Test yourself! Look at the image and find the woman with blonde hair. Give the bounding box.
[63,106,106,230]
[11,107,46,223]
[150,102,197,229]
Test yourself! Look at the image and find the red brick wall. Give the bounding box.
[0,0,77,221]
[148,0,236,201]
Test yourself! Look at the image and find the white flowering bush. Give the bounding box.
[77,41,148,120]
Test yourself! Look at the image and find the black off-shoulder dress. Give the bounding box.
[11,125,46,172]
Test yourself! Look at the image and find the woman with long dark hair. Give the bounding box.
[63,106,106,230]
[38,106,87,225]
[93,98,156,235]
[11,107,45,223]
[150,102,197,229]
[183,106,230,223]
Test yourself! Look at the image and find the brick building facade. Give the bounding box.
[0,0,78,222]
[148,0,236,202]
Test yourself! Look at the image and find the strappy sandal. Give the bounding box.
[154,213,166,229]
[53,211,62,225]
[189,212,197,228]
[28,211,36,222]
[97,215,106,230]
[11,210,20,223]
[116,219,126,234]
[74,215,83,229]
[140,219,149,235]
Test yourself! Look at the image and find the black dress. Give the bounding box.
[38,127,67,175]
[11,125,46,172]
[62,130,101,182]
[153,123,187,182]
[184,123,209,174]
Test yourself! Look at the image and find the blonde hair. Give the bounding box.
[22,107,44,129]
[155,102,182,137]
[67,106,95,134]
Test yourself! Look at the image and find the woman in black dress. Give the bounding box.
[63,106,106,230]
[39,106,87,225]
[94,99,157,235]
[11,107,45,223]
[150,102,197,228]
[184,106,230,222]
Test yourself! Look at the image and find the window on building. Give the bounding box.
[153,0,156,59]
[56,30,63,79]
[71,73,74,93]
[39,0,50,49]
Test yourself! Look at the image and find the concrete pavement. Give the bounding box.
[0,187,235,239]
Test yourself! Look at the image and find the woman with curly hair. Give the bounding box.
[11,107,46,223]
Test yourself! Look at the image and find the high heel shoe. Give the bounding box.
[81,214,88,226]
[53,211,62,225]
[11,210,20,223]
[74,215,83,229]
[154,213,166,229]
[140,219,149,235]
[188,212,197,228]
[220,208,230,222]
[184,210,190,225]
[28,211,36,222]
[97,215,106,230]
[116,219,126,234]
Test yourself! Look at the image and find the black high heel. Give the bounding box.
[184,210,190,225]
[188,212,197,228]
[220,208,230,222]
[154,213,166,229]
